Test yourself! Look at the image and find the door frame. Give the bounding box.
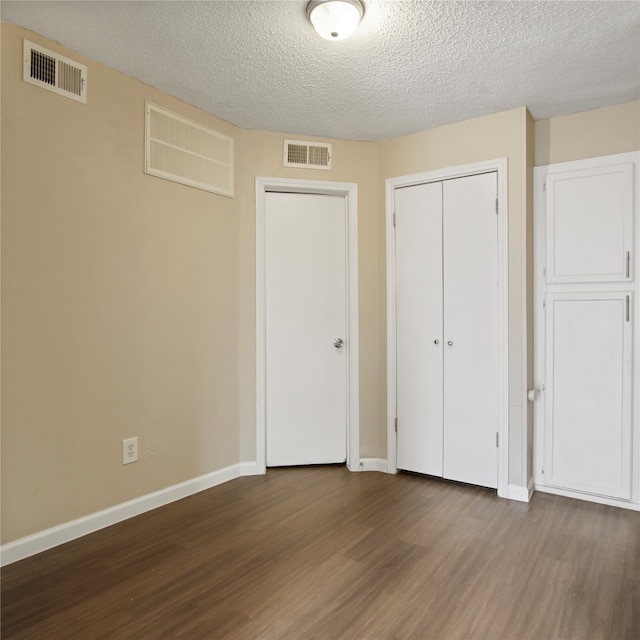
[385,158,509,498]
[533,151,640,510]
[256,177,360,473]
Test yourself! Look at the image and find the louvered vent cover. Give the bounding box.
[23,40,87,103]
[284,140,332,170]
[145,102,234,197]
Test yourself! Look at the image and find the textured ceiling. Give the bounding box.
[3,0,639,141]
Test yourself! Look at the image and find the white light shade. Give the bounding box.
[307,0,364,41]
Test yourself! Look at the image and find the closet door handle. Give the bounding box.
[447,341,453,346]
[626,252,630,278]
[434,339,439,345]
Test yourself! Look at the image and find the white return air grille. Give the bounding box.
[284,140,332,170]
[145,102,234,198]
[23,40,87,103]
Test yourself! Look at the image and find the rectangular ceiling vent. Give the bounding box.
[284,140,332,170]
[23,40,87,103]
[145,102,234,198]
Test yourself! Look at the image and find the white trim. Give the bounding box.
[255,177,360,472]
[359,458,389,473]
[507,482,533,503]
[385,159,510,498]
[534,484,640,512]
[534,151,640,507]
[0,463,261,567]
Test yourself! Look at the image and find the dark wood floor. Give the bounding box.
[2,466,639,639]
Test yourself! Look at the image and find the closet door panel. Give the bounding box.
[443,173,499,489]
[395,183,444,476]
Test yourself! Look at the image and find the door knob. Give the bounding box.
[434,339,440,345]
[447,341,453,346]
[333,338,344,348]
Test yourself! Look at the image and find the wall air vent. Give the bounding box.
[145,102,234,197]
[284,140,332,170]
[23,40,87,103]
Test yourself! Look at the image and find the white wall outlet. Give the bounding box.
[123,437,138,464]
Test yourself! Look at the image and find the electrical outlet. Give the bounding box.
[123,437,138,464]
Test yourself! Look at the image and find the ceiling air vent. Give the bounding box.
[145,102,234,198]
[23,40,87,103]
[284,140,332,170]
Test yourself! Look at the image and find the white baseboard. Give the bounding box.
[0,462,262,567]
[359,458,389,473]
[507,482,533,503]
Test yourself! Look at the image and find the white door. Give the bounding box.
[544,293,633,499]
[395,172,498,489]
[443,173,499,488]
[396,182,444,476]
[265,192,347,466]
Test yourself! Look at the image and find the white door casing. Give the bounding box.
[256,178,359,473]
[387,159,509,498]
[264,192,347,466]
[534,151,639,510]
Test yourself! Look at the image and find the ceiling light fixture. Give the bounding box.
[306,0,364,41]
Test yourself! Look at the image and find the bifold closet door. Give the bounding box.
[395,182,444,476]
[442,173,499,489]
[395,172,499,489]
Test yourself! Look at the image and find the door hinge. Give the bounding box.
[496,432,499,448]
[543,182,546,192]
[395,417,398,432]
[393,212,396,227]
[495,198,498,215]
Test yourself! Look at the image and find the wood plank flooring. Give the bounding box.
[2,466,639,639]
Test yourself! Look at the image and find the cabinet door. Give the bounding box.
[546,163,634,283]
[395,182,444,476]
[544,292,633,499]
[443,173,499,489]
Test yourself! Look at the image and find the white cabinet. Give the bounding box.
[546,163,633,283]
[535,151,638,507]
[544,292,633,499]
[395,172,499,489]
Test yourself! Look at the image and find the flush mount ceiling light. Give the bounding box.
[306,0,364,41]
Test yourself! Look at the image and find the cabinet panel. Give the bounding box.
[443,173,499,489]
[546,163,633,283]
[395,183,444,476]
[544,292,632,499]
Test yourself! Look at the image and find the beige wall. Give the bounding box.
[1,24,244,542]
[379,108,531,486]
[535,101,640,166]
[525,109,535,485]
[1,23,383,543]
